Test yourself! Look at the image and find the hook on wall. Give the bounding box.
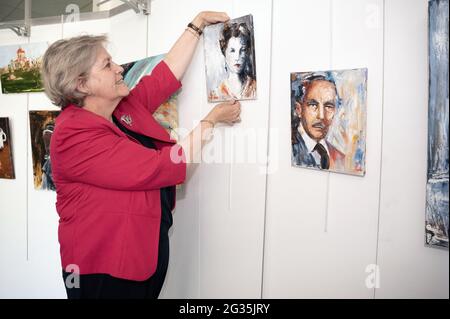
[0,24,30,37]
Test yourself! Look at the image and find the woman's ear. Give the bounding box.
[76,77,90,95]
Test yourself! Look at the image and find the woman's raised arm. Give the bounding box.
[164,11,229,80]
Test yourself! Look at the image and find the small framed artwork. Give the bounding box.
[0,42,47,94]
[291,68,368,176]
[203,14,257,102]
[0,117,15,179]
[29,111,60,191]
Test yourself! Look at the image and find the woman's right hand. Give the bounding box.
[205,100,241,125]
[192,11,230,29]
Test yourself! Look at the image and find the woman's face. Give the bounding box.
[83,46,129,102]
[224,36,248,74]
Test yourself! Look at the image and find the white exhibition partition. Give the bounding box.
[0,0,448,299]
[376,0,449,298]
[0,27,30,299]
[144,0,272,298]
[263,0,384,299]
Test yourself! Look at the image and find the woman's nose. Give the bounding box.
[112,61,123,74]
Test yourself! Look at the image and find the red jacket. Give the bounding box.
[51,61,186,281]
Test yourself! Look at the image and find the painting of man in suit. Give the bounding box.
[291,69,367,176]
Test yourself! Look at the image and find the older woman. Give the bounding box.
[42,11,241,299]
[209,22,256,101]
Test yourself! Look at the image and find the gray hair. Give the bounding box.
[41,35,107,108]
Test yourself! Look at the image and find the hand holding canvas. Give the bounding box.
[192,11,230,30]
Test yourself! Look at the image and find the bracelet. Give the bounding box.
[200,119,215,141]
[185,27,200,39]
[200,119,215,127]
[187,22,203,36]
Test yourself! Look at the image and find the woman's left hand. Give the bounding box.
[192,11,230,29]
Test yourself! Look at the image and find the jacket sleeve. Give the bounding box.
[52,123,186,191]
[128,60,182,114]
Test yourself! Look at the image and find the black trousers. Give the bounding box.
[62,222,170,299]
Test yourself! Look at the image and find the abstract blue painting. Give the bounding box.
[426,0,449,249]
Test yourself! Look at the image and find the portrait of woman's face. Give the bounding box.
[203,14,257,102]
[224,36,248,74]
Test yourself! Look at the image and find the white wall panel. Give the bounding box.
[324,0,384,298]
[263,0,335,298]
[25,23,66,299]
[0,29,30,298]
[376,0,449,299]
[263,0,384,298]
[145,0,220,299]
[147,0,271,298]
[197,0,271,298]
